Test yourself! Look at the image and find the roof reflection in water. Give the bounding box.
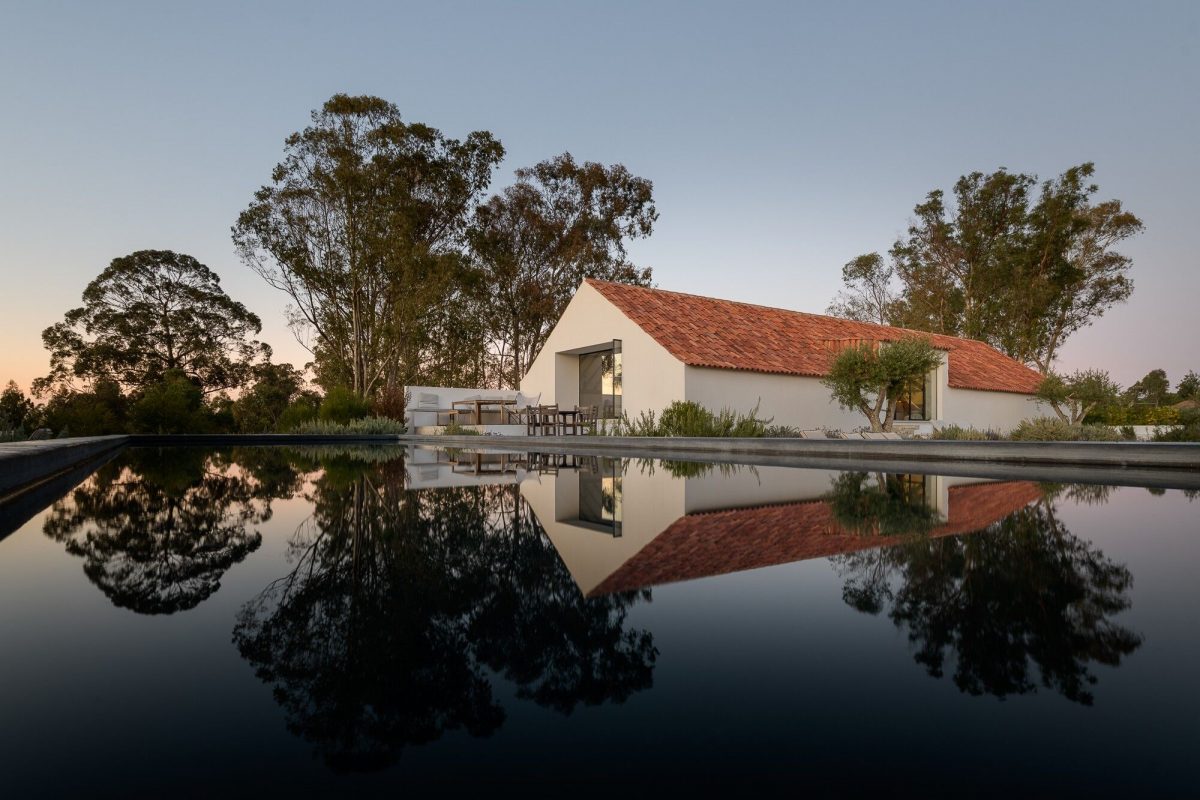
[410,446,1042,597]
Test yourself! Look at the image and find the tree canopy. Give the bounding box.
[822,337,942,432]
[828,164,1142,373]
[1036,369,1121,425]
[233,94,505,396]
[36,250,268,396]
[468,153,656,387]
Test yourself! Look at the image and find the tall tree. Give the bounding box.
[0,380,36,430]
[1124,368,1173,407]
[890,168,1034,340]
[1000,165,1140,371]
[36,250,267,396]
[843,164,1140,373]
[468,153,656,388]
[233,94,504,396]
[1176,371,1200,402]
[825,253,899,325]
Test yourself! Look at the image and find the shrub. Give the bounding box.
[764,424,801,437]
[1011,417,1078,441]
[318,386,370,424]
[657,400,771,437]
[441,421,481,436]
[289,417,407,435]
[1077,424,1123,442]
[370,387,410,421]
[1152,410,1200,442]
[1010,417,1123,442]
[129,370,212,434]
[931,424,997,441]
[1088,404,1180,426]
[277,394,320,431]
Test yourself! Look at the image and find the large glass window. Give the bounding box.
[895,371,933,421]
[578,458,623,537]
[578,340,622,419]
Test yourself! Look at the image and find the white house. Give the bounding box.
[520,279,1047,432]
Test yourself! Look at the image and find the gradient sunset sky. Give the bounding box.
[1,0,1196,393]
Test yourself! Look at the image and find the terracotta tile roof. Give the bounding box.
[589,481,1043,596]
[585,279,1042,394]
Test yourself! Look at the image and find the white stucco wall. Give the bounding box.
[523,283,1041,433]
[942,388,1045,433]
[683,366,865,430]
[521,281,684,417]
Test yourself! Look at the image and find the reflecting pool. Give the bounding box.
[0,445,1196,794]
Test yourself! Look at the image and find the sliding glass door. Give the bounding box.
[578,340,622,419]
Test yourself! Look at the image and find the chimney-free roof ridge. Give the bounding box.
[583,277,1000,351]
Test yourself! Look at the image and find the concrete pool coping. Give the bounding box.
[2,434,1199,500]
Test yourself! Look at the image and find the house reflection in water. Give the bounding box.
[405,447,1042,597]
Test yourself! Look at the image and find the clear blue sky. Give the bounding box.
[2,0,1197,392]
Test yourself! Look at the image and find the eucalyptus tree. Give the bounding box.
[37,250,267,396]
[834,163,1141,373]
[825,253,900,325]
[468,153,656,388]
[233,94,504,396]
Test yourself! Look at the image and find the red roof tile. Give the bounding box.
[585,279,1042,394]
[589,481,1043,596]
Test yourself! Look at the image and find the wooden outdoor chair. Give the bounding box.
[508,392,541,424]
[574,405,598,435]
[528,404,558,436]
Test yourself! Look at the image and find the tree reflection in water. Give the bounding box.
[834,479,1142,705]
[233,450,655,772]
[43,447,298,614]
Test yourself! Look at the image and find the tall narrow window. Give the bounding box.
[895,371,932,421]
[578,340,622,419]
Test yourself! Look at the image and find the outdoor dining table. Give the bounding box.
[557,408,578,435]
[451,397,518,425]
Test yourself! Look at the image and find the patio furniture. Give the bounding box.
[528,404,558,436]
[403,392,462,426]
[452,396,518,425]
[799,429,839,439]
[860,432,888,440]
[556,407,578,435]
[881,432,903,440]
[572,405,597,435]
[507,392,542,424]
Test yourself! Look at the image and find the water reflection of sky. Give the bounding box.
[0,445,1195,794]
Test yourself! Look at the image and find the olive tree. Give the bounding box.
[822,337,942,432]
[1035,369,1121,425]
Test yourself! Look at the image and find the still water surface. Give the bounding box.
[0,445,1196,795]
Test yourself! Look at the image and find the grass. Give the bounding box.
[597,401,778,438]
[288,416,407,435]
